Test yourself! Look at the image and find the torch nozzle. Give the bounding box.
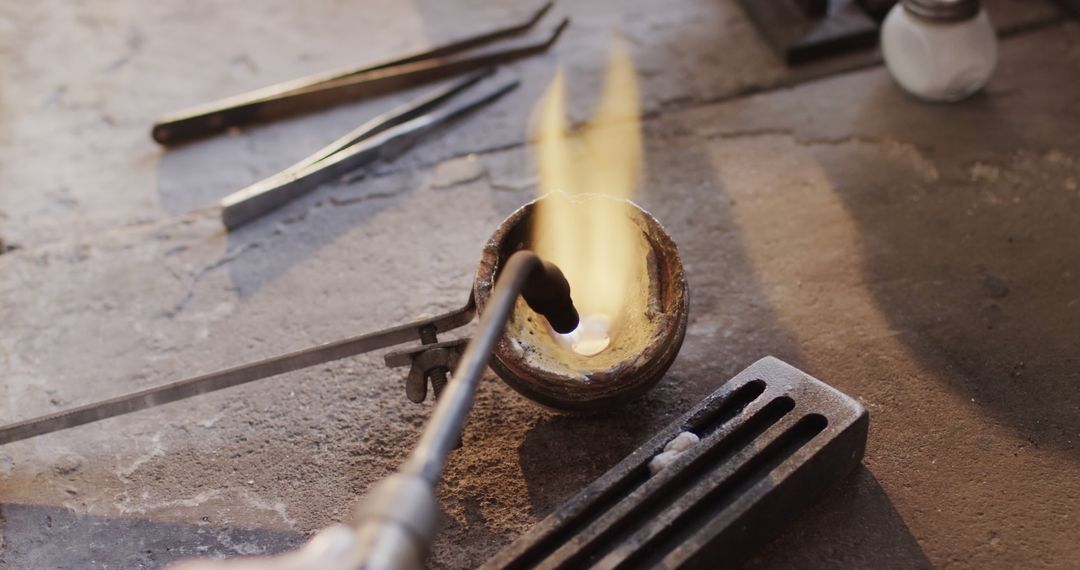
[519,253,580,334]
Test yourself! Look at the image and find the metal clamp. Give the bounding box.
[385,336,469,403]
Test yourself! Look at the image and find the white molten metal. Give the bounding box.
[556,314,612,357]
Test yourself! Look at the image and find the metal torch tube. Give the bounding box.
[351,251,540,569]
[401,250,537,483]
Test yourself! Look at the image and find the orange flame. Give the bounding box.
[531,41,645,353]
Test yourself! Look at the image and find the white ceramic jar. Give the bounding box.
[881,0,998,102]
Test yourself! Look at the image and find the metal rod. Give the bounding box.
[0,301,475,445]
[150,4,564,145]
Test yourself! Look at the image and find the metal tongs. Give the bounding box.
[220,68,519,229]
[151,1,566,145]
[159,1,567,230]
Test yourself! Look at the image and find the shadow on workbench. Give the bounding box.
[836,75,1080,458]
[154,92,427,299]
[745,467,931,570]
[0,502,304,569]
[517,395,666,517]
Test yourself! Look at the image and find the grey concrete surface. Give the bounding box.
[0,0,1061,246]
[2,1,1079,569]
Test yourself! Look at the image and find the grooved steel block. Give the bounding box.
[482,356,869,570]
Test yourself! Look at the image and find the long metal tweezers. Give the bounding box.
[220,68,519,230]
[151,2,566,144]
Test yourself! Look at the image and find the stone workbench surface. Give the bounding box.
[1,1,1077,569]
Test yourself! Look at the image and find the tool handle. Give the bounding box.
[150,63,434,145]
[219,139,380,230]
